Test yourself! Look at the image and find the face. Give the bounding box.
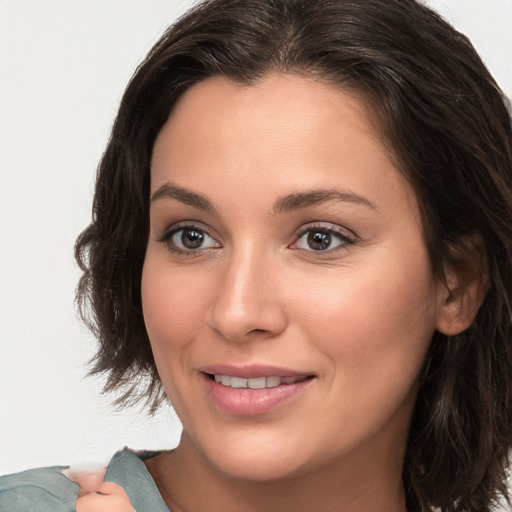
[142,74,447,482]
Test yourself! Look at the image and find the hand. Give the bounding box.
[66,468,136,512]
[75,481,136,512]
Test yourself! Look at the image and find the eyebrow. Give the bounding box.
[150,182,376,213]
[150,183,216,212]
[272,189,377,213]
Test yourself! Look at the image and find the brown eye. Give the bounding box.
[291,224,355,253]
[178,228,206,249]
[307,231,331,251]
[159,225,221,254]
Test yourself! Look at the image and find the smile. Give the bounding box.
[213,374,309,389]
[202,370,315,416]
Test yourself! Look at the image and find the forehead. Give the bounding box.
[154,74,377,161]
[150,74,418,221]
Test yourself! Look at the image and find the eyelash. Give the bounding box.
[156,221,357,256]
[156,223,221,257]
[292,222,357,254]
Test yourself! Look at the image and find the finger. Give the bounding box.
[76,493,111,512]
[75,488,136,512]
[96,481,130,496]
[66,468,106,496]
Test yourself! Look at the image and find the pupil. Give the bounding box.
[182,229,204,249]
[308,231,331,250]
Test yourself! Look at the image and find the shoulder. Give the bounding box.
[0,449,168,512]
[0,465,79,512]
[105,448,170,512]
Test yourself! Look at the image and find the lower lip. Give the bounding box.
[202,374,313,416]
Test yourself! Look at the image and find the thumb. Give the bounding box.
[65,467,106,496]
[75,482,136,512]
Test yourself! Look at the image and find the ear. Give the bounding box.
[436,236,489,336]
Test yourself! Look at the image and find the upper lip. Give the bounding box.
[198,364,315,379]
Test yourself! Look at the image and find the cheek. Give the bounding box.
[141,257,216,422]
[141,258,211,366]
[294,249,438,398]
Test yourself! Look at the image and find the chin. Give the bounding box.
[192,426,330,484]
[211,450,308,483]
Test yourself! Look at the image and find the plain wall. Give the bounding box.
[1,0,511,476]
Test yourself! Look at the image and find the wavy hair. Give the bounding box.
[75,0,512,510]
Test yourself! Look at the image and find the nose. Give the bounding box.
[207,247,288,343]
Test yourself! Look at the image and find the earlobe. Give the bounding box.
[436,243,489,336]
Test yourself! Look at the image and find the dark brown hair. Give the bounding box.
[75,0,512,510]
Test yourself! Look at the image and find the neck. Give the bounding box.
[145,433,408,512]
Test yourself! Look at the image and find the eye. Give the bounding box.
[291,224,355,252]
[157,224,220,254]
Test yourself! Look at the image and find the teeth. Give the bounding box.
[266,376,281,388]
[213,374,305,389]
[247,377,266,389]
[230,377,248,389]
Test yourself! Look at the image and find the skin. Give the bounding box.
[67,470,135,512]
[140,74,459,512]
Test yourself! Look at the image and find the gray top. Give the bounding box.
[0,448,170,512]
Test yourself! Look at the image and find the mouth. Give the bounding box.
[207,373,312,389]
[200,368,316,416]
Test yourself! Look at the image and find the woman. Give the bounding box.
[2,0,511,511]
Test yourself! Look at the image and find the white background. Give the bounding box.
[1,0,511,476]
